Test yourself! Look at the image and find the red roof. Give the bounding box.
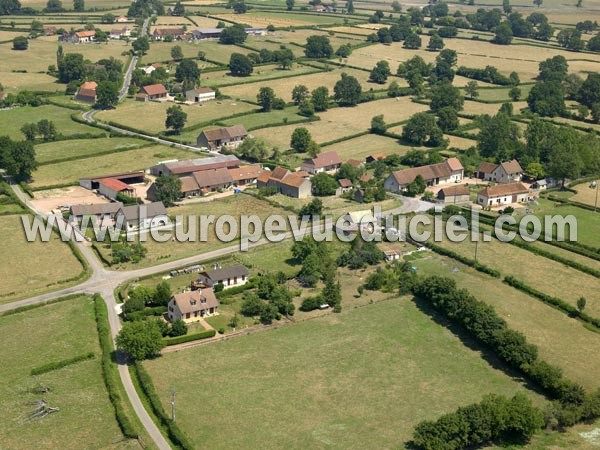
[80,81,97,90]
[99,178,131,192]
[141,84,167,96]
[76,30,95,38]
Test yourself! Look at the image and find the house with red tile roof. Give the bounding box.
[475,159,523,184]
[136,84,168,101]
[257,167,312,198]
[384,157,464,192]
[98,177,136,201]
[301,151,342,174]
[476,182,529,207]
[75,81,97,103]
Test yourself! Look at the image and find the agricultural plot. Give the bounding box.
[31,144,198,188]
[221,66,394,102]
[446,134,478,149]
[266,28,365,47]
[96,98,256,134]
[0,296,137,450]
[95,194,290,269]
[143,297,542,449]
[213,11,349,28]
[476,85,534,102]
[462,100,528,116]
[142,40,253,65]
[569,180,600,207]
[201,63,319,88]
[0,71,62,93]
[0,215,84,304]
[411,253,600,391]
[219,107,304,130]
[323,133,419,161]
[0,105,99,140]
[35,137,148,164]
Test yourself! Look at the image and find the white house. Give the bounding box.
[476,159,523,184]
[167,289,219,323]
[185,87,216,103]
[301,151,342,174]
[476,182,529,207]
[384,158,464,192]
[115,202,170,231]
[197,264,249,289]
[109,27,131,40]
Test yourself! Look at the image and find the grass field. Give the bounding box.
[0,105,99,140]
[0,215,84,303]
[95,194,290,269]
[265,28,365,48]
[221,67,395,102]
[202,63,320,88]
[213,11,349,27]
[0,296,138,450]
[411,252,600,391]
[324,133,421,161]
[252,97,428,149]
[219,107,305,129]
[569,180,600,207]
[477,85,534,102]
[462,100,528,116]
[142,40,253,65]
[0,70,63,93]
[96,98,257,134]
[35,137,147,164]
[31,144,198,187]
[143,297,542,449]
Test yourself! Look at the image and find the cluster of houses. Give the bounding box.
[69,200,169,232]
[167,263,249,323]
[151,26,266,42]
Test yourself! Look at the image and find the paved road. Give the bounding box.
[118,17,150,101]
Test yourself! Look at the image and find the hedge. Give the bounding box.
[422,241,502,278]
[503,276,600,330]
[246,115,320,132]
[31,352,95,375]
[92,295,139,439]
[123,305,167,322]
[162,329,216,346]
[0,293,81,317]
[133,362,195,450]
[216,279,256,298]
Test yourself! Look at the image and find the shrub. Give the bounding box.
[162,329,216,346]
[30,352,95,375]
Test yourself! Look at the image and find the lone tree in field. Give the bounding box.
[286,0,294,9]
[153,175,182,206]
[257,86,276,111]
[370,115,386,134]
[427,34,444,51]
[116,321,165,361]
[311,86,329,111]
[304,35,333,58]
[509,86,521,101]
[369,60,391,84]
[291,84,309,105]
[577,296,587,312]
[12,36,28,50]
[165,105,187,134]
[290,127,312,153]
[465,80,479,99]
[229,53,253,76]
[132,36,149,55]
[175,59,200,84]
[220,24,247,44]
[171,45,183,60]
[334,73,362,106]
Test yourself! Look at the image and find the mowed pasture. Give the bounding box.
[35,137,148,164]
[462,100,528,116]
[201,63,319,88]
[323,133,420,161]
[0,215,84,303]
[31,144,198,187]
[0,297,137,450]
[412,254,600,391]
[221,67,397,102]
[219,107,305,130]
[213,11,349,27]
[95,194,290,269]
[96,98,257,134]
[0,70,62,93]
[570,180,600,207]
[143,298,542,449]
[141,40,253,65]
[253,96,428,149]
[265,29,364,49]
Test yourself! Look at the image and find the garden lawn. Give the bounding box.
[412,253,600,391]
[31,144,198,188]
[96,98,256,134]
[0,215,84,304]
[0,105,99,140]
[35,137,148,164]
[143,298,542,449]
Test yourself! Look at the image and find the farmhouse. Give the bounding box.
[79,171,145,190]
[167,289,219,323]
[109,27,130,40]
[115,202,169,231]
[257,167,312,198]
[191,28,223,40]
[198,264,249,289]
[365,153,386,164]
[301,151,342,174]
[74,81,97,103]
[142,63,163,75]
[69,202,123,225]
[228,165,264,186]
[42,25,57,36]
[437,186,470,204]
[136,84,168,102]
[116,15,129,23]
[98,177,136,201]
[384,158,464,192]
[61,30,96,44]
[192,167,233,193]
[475,160,523,184]
[476,182,529,207]
[196,125,248,151]
[151,154,240,177]
[384,249,402,262]
[338,178,353,192]
[152,28,185,40]
[245,27,267,36]
[185,87,216,103]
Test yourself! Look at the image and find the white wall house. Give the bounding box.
[167,289,219,323]
[197,264,249,289]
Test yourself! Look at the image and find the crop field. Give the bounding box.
[221,67,395,102]
[569,180,600,207]
[266,28,364,47]
[202,63,319,88]
[323,133,419,161]
[142,40,255,65]
[0,296,137,450]
[95,194,290,269]
[411,253,600,391]
[213,11,349,28]
[0,105,98,140]
[35,137,148,164]
[0,71,63,93]
[446,134,478,149]
[0,215,83,304]
[31,144,198,188]
[143,297,542,449]
[96,98,257,134]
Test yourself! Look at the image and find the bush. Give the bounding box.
[30,352,95,375]
[162,329,216,346]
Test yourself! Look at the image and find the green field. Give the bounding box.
[0,296,137,450]
[35,137,148,164]
[323,133,420,161]
[0,214,85,304]
[31,144,198,188]
[202,63,320,88]
[0,105,99,140]
[143,298,542,449]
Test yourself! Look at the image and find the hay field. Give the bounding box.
[214,11,347,27]
[323,133,418,161]
[0,70,62,93]
[35,137,146,164]
[221,67,393,102]
[413,255,600,390]
[0,215,84,303]
[143,297,542,449]
[31,144,198,187]
[570,180,600,207]
[267,28,364,48]
[142,39,253,65]
[462,100,528,116]
[96,98,256,133]
[202,64,319,88]
[446,134,478,149]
